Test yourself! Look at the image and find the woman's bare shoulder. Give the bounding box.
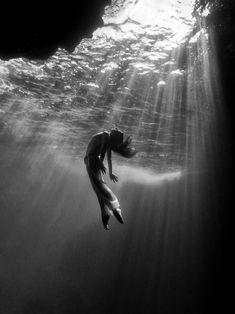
[103,130,110,138]
[91,131,109,142]
[93,131,109,138]
[103,131,110,144]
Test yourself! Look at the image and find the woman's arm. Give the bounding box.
[99,132,109,173]
[100,140,106,163]
[107,147,118,182]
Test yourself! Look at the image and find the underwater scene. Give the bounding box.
[0,0,231,313]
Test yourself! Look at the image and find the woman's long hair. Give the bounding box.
[110,129,136,158]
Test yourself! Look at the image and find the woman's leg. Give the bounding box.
[112,208,124,224]
[97,197,110,230]
[92,178,124,225]
[86,160,123,227]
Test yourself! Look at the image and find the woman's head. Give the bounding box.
[109,128,136,158]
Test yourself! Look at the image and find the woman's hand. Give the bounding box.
[110,173,118,182]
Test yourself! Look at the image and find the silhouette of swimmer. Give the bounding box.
[84,128,136,230]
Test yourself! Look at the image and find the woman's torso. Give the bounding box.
[85,131,109,158]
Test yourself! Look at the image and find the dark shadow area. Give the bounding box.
[0,143,227,314]
[194,1,234,311]
[0,0,111,60]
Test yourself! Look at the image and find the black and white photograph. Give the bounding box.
[0,1,233,313]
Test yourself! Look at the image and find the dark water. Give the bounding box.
[0,1,231,313]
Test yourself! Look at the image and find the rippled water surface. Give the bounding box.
[0,0,211,172]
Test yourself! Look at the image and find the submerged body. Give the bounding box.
[84,131,124,229]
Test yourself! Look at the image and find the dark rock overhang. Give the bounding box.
[0,0,111,60]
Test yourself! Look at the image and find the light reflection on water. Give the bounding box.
[0,0,211,174]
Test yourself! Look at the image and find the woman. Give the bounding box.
[84,128,136,230]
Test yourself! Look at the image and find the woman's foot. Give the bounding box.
[112,208,124,224]
[102,214,110,230]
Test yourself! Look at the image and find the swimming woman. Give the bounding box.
[84,128,136,230]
